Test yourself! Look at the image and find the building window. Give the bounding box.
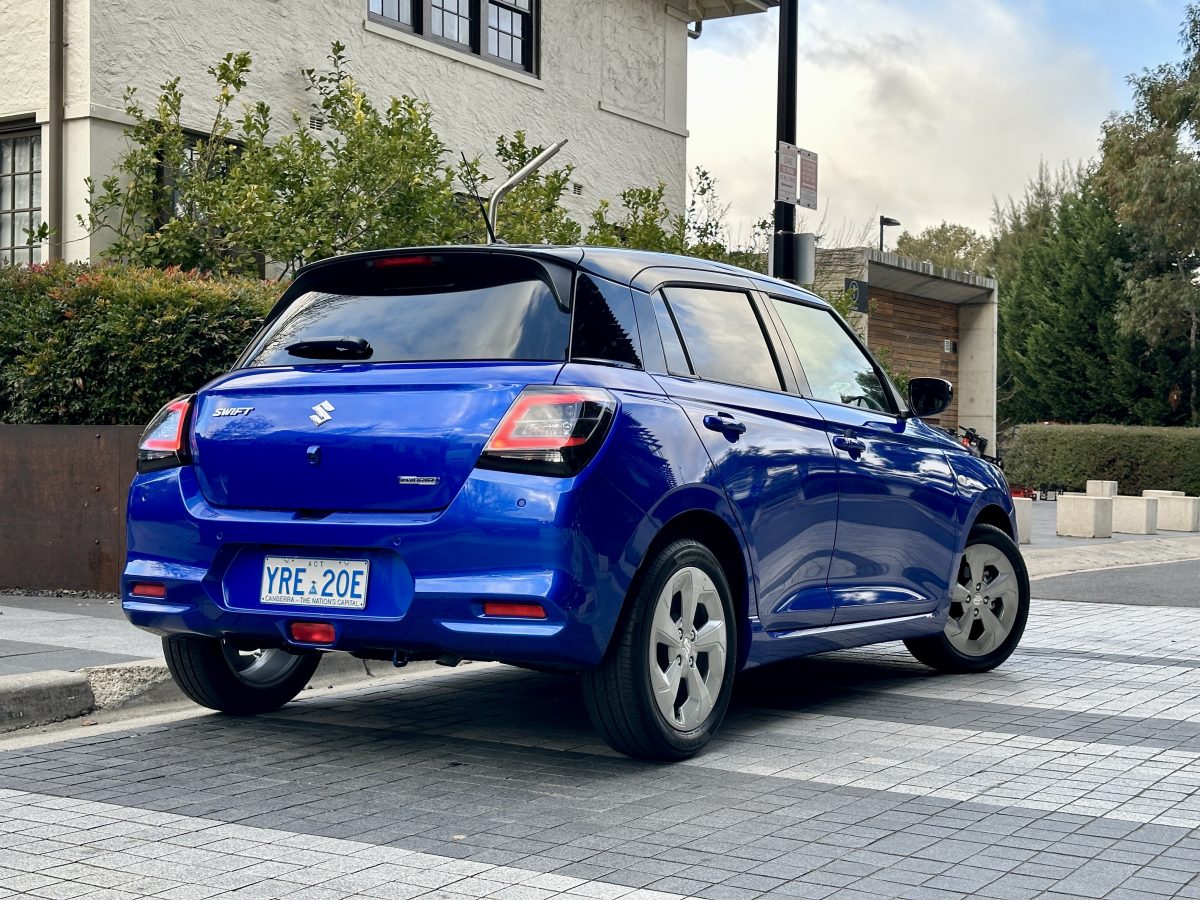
[431,0,471,44]
[487,1,531,67]
[0,128,42,266]
[369,0,538,75]
[368,0,416,28]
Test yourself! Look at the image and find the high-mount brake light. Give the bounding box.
[370,254,436,269]
[478,387,616,477]
[137,395,194,474]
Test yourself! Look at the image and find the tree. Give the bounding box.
[894,221,991,274]
[994,165,1184,426]
[1097,3,1200,424]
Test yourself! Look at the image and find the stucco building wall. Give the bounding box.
[4,0,713,261]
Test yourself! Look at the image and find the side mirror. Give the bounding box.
[908,377,953,418]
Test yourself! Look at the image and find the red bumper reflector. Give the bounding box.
[130,582,167,599]
[482,602,547,619]
[290,622,336,644]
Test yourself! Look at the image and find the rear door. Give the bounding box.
[764,294,959,624]
[646,279,839,630]
[192,251,572,513]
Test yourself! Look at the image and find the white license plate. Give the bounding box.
[260,556,369,609]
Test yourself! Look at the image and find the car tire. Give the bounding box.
[163,634,320,715]
[582,539,737,761]
[904,524,1030,674]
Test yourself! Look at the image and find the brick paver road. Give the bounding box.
[2,598,1199,899]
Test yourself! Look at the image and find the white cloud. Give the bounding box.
[687,1,1114,245]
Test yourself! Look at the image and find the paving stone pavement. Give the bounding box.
[1,599,1199,899]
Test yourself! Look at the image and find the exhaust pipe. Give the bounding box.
[486,138,568,244]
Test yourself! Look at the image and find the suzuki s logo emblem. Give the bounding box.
[309,400,335,426]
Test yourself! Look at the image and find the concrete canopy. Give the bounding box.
[866,249,996,306]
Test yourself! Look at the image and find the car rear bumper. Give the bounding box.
[123,464,645,668]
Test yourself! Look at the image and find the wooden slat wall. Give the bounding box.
[867,288,959,432]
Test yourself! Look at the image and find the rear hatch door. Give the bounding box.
[191,250,574,513]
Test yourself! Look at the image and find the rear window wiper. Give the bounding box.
[285,336,374,361]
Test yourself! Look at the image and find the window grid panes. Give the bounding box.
[0,130,42,267]
[431,0,471,45]
[369,0,415,27]
[487,1,531,66]
[367,1,537,74]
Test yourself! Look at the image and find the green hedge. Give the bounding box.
[0,262,277,426]
[1004,423,1200,495]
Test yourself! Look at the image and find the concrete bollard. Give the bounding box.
[1057,494,1113,538]
[1157,496,1200,532]
[1143,490,1185,499]
[1112,496,1157,535]
[1086,480,1118,497]
[1012,497,1032,545]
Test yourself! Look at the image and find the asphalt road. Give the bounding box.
[1033,560,1200,608]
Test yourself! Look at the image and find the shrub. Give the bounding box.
[1003,423,1200,495]
[0,262,276,425]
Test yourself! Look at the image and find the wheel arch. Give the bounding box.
[970,502,1016,541]
[617,506,754,670]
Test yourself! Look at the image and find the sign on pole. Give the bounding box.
[775,141,798,204]
[798,148,818,210]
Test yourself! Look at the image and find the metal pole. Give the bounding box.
[771,0,798,281]
[879,217,884,252]
[47,0,65,261]
[486,139,567,244]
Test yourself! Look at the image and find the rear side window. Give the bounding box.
[661,287,782,391]
[771,298,892,412]
[571,275,642,368]
[247,254,570,367]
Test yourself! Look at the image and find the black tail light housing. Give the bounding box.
[137,395,194,473]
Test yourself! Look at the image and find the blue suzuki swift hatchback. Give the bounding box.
[124,246,1028,760]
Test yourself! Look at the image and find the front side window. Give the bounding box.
[771,298,892,412]
[662,287,782,391]
[368,0,538,74]
[0,129,42,266]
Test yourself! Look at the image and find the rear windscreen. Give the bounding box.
[246,256,571,367]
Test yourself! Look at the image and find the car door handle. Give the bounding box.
[832,432,866,456]
[703,413,747,436]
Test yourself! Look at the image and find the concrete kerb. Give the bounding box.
[0,651,438,734]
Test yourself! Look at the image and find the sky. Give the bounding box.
[686,0,1188,246]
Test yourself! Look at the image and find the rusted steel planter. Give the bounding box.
[0,425,141,591]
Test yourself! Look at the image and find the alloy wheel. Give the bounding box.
[946,543,1020,656]
[648,566,728,731]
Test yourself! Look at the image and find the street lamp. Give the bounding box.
[879,215,901,252]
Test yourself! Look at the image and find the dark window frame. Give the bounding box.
[656,285,787,394]
[367,0,539,76]
[766,293,902,417]
[0,124,43,267]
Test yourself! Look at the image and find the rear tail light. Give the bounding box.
[289,622,336,644]
[478,387,616,477]
[137,395,194,473]
[482,602,547,619]
[130,582,167,599]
